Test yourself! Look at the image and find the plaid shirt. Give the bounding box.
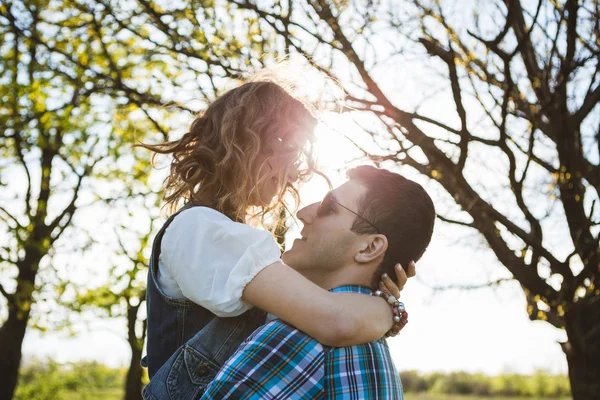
[201,285,403,399]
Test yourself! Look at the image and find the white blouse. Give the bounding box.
[156,206,282,317]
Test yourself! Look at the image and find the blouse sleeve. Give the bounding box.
[160,207,282,317]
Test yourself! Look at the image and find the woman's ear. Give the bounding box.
[354,234,388,264]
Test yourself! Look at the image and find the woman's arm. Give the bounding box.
[242,261,407,347]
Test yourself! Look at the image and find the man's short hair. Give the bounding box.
[347,166,435,286]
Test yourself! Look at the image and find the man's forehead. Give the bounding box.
[330,180,366,207]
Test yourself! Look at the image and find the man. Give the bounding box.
[201,165,436,399]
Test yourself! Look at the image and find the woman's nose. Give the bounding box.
[287,164,299,183]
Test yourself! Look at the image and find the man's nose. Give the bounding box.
[297,202,319,225]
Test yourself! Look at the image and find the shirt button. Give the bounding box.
[196,363,209,376]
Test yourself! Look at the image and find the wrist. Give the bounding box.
[372,290,406,338]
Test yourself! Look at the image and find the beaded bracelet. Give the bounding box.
[372,290,406,337]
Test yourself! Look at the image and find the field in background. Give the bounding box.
[400,370,570,398]
[15,359,571,400]
[412,396,570,400]
[62,390,122,400]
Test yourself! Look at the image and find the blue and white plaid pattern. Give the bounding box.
[201,285,403,399]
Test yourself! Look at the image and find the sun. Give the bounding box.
[314,111,379,172]
[293,112,373,208]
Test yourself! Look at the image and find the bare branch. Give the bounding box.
[562,0,580,77]
[509,0,550,101]
[307,0,394,111]
[428,277,514,291]
[0,206,22,230]
[573,84,600,126]
[137,105,170,142]
[436,214,475,228]
[49,138,101,243]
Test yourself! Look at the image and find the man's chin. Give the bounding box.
[281,250,293,267]
[282,248,300,270]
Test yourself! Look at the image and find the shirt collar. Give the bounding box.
[329,285,373,295]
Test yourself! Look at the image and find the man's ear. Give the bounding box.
[354,234,388,264]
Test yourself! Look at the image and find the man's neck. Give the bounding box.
[303,266,373,291]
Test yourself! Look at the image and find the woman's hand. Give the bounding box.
[377,261,416,335]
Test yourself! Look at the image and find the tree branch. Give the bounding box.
[572,83,600,126]
[0,282,14,303]
[508,0,550,101]
[0,206,23,230]
[417,37,469,170]
[436,214,475,228]
[429,277,514,291]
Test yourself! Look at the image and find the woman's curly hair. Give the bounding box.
[139,81,321,223]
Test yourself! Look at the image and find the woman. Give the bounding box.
[139,79,410,388]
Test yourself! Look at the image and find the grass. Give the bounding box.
[62,389,123,400]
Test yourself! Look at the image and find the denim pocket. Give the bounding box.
[166,346,219,399]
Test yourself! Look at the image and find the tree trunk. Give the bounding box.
[0,285,33,400]
[124,343,143,400]
[562,296,600,400]
[124,304,145,400]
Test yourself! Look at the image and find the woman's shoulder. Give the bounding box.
[177,205,231,222]
[170,206,271,240]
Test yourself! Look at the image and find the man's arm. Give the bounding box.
[201,320,326,400]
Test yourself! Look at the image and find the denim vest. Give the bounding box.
[142,202,267,398]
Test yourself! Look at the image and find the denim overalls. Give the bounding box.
[142,202,266,399]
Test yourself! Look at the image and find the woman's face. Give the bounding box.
[256,132,306,205]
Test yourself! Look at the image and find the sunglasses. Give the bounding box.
[317,192,381,234]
